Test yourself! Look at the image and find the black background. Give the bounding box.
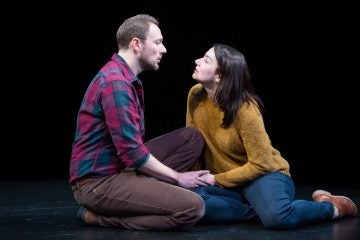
[4,1,359,188]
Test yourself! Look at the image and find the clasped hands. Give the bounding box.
[177,170,215,189]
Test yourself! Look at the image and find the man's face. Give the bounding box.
[139,23,167,71]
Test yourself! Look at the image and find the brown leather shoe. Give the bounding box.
[312,190,358,218]
[77,206,99,225]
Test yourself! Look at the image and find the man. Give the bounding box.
[69,14,209,230]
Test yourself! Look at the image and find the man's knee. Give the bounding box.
[175,193,205,228]
[182,127,204,149]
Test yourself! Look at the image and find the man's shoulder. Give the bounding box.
[98,61,131,83]
[90,69,132,92]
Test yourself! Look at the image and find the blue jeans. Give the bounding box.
[193,172,334,229]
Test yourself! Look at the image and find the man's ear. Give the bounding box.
[130,38,142,52]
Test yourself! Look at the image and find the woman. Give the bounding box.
[186,43,357,229]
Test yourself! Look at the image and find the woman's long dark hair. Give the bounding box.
[197,44,264,128]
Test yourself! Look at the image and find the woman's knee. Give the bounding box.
[193,186,211,200]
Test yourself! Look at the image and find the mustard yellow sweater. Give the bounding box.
[186,84,290,188]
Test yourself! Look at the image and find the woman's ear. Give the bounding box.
[215,74,221,83]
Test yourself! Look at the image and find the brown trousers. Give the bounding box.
[73,127,205,230]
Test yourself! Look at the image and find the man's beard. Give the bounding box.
[139,55,159,71]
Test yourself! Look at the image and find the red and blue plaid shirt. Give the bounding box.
[69,54,150,183]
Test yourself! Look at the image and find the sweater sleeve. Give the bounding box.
[215,102,279,187]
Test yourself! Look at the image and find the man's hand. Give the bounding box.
[177,170,211,188]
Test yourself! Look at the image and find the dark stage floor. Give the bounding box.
[0,180,359,240]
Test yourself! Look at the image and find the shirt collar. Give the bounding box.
[111,53,140,83]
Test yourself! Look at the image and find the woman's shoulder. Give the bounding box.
[238,100,262,118]
[189,83,202,94]
[187,84,203,101]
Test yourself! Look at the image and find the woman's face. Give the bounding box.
[192,47,219,84]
